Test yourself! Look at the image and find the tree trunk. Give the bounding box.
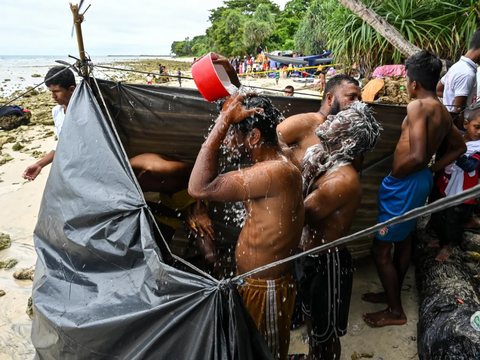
[337,0,421,57]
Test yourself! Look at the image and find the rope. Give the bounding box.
[92,64,192,80]
[0,64,76,111]
[91,64,323,98]
[238,63,341,77]
[233,181,480,281]
[90,74,219,284]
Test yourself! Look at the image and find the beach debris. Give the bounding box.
[0,232,11,250]
[0,112,31,130]
[471,311,480,331]
[0,258,18,269]
[13,265,35,281]
[351,352,374,360]
[0,153,14,165]
[30,150,46,159]
[462,232,480,253]
[31,74,42,78]
[26,295,33,319]
[12,142,24,151]
[42,130,55,138]
[4,79,11,82]
[0,290,5,297]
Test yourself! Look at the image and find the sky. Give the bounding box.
[0,0,290,56]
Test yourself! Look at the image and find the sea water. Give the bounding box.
[0,55,172,98]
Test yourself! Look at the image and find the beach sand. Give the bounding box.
[0,58,418,360]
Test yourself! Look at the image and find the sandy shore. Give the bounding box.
[0,58,418,360]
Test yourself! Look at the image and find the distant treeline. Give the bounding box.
[172,0,479,72]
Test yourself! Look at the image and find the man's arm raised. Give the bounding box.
[189,94,267,202]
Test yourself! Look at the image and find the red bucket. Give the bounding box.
[191,53,240,102]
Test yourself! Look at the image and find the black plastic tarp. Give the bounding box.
[92,79,406,258]
[32,81,273,360]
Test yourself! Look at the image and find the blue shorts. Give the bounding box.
[376,167,433,242]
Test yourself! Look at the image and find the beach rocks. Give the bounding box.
[31,150,46,159]
[0,112,31,130]
[12,142,24,151]
[0,290,5,297]
[0,259,18,269]
[26,295,33,319]
[0,153,13,166]
[13,266,35,281]
[0,232,11,250]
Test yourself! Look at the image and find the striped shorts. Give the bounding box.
[238,273,296,360]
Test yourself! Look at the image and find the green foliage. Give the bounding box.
[303,0,480,72]
[171,0,310,57]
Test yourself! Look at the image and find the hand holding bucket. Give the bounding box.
[192,53,241,102]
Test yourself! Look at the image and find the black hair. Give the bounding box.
[225,96,282,146]
[45,66,76,89]
[284,85,294,92]
[324,74,359,96]
[405,50,442,92]
[467,106,480,122]
[469,28,480,50]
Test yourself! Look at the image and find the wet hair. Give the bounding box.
[302,102,382,194]
[235,96,282,145]
[284,85,294,93]
[405,50,442,92]
[324,74,359,96]
[470,28,480,50]
[214,95,281,146]
[45,66,76,89]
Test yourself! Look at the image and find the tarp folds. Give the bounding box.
[31,81,273,360]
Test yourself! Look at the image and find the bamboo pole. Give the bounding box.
[70,3,89,78]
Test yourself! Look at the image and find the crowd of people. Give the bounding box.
[22,27,480,360]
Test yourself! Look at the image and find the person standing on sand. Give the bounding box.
[362,50,466,327]
[189,94,304,360]
[22,66,76,181]
[433,107,480,261]
[436,28,480,129]
[296,102,381,360]
[177,68,182,87]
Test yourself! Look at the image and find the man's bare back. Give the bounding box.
[301,164,361,252]
[235,158,304,279]
[392,98,454,178]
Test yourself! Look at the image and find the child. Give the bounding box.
[275,68,280,85]
[146,73,153,85]
[177,68,182,87]
[435,107,480,261]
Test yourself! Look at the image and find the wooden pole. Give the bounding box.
[70,3,88,78]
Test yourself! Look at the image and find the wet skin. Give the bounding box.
[277,81,362,167]
[189,94,304,280]
[363,76,466,327]
[300,164,362,253]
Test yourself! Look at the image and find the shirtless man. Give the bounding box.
[296,102,381,360]
[362,50,467,327]
[130,153,215,265]
[277,74,362,165]
[189,94,304,360]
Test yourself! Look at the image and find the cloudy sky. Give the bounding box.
[1,0,289,56]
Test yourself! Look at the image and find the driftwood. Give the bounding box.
[415,225,480,360]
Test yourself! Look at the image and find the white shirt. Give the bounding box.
[441,56,478,118]
[52,104,66,150]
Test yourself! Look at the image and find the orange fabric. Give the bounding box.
[362,78,385,102]
[238,273,296,360]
